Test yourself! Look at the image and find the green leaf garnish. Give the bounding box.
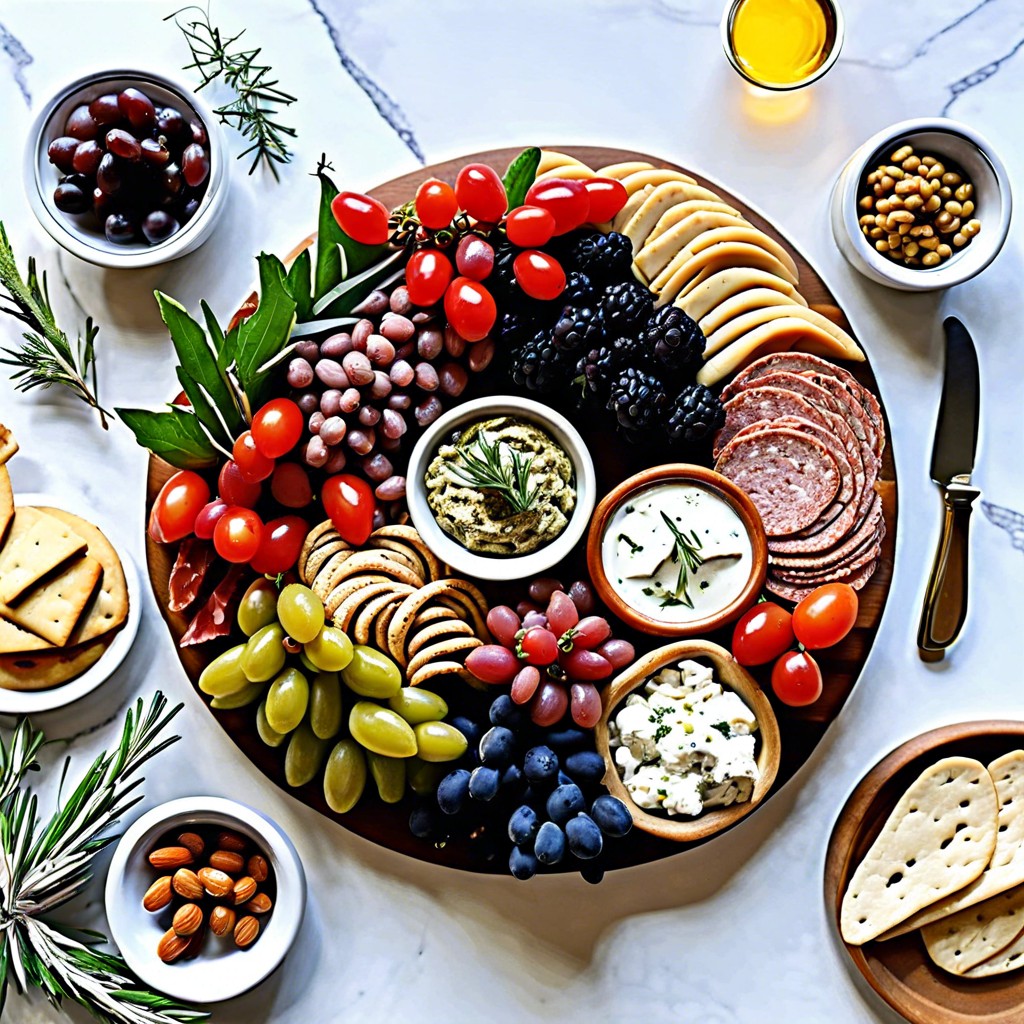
[502,147,541,209]
[115,406,220,470]
[450,431,539,515]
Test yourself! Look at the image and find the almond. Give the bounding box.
[148,846,193,870]
[207,850,244,875]
[172,903,204,937]
[232,876,257,905]
[247,854,269,883]
[209,905,236,937]
[198,866,234,898]
[233,915,260,948]
[182,926,207,960]
[245,893,273,914]
[172,868,204,901]
[178,831,205,859]
[157,928,190,963]
[142,876,172,912]
[215,829,247,853]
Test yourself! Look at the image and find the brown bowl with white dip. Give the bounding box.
[586,464,767,637]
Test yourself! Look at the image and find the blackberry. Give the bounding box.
[662,384,725,445]
[643,306,705,376]
[600,279,654,335]
[574,346,617,404]
[551,304,605,352]
[607,367,667,434]
[490,240,532,312]
[509,329,573,394]
[497,309,529,348]
[570,231,633,284]
[609,333,653,371]
[562,270,596,307]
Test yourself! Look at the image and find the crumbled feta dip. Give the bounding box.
[609,658,760,817]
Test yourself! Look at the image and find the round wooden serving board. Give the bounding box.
[825,722,1024,1024]
[146,147,898,873]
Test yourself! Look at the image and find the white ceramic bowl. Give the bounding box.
[831,117,1012,291]
[405,396,596,581]
[25,69,228,269]
[105,797,306,1004]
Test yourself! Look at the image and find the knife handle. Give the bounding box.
[917,480,981,661]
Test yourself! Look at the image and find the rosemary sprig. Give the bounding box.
[659,511,705,609]
[0,223,109,429]
[167,4,297,179]
[450,432,539,515]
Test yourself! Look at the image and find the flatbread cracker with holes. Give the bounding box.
[0,636,110,691]
[0,554,101,646]
[881,751,1024,939]
[962,915,1024,977]
[840,756,998,946]
[0,507,87,604]
[0,424,17,465]
[0,467,12,544]
[922,884,1024,975]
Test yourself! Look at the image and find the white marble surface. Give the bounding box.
[0,1,1023,1021]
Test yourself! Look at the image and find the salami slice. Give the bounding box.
[713,386,833,457]
[766,557,878,602]
[771,517,885,570]
[771,540,881,583]
[771,490,882,557]
[715,427,840,534]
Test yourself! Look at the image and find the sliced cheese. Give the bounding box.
[678,268,807,322]
[646,201,743,244]
[703,304,857,358]
[612,185,655,232]
[635,211,750,280]
[655,242,799,307]
[618,169,697,195]
[622,183,737,255]
[537,150,584,174]
[536,163,595,181]
[0,507,87,604]
[595,161,655,180]
[699,286,810,336]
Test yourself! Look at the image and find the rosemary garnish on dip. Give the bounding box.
[659,511,705,609]
[449,430,540,515]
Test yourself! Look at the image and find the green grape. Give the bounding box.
[299,650,319,674]
[413,721,468,763]
[367,751,406,804]
[285,722,330,787]
[324,739,367,813]
[237,579,278,636]
[265,668,309,734]
[257,700,287,748]
[277,583,325,644]
[198,644,249,698]
[406,756,445,796]
[241,623,286,682]
[349,701,417,757]
[341,646,402,699]
[209,680,265,710]
[304,625,354,672]
[388,687,448,725]
[310,672,343,740]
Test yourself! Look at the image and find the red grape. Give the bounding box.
[527,578,563,604]
[570,682,602,728]
[531,680,568,726]
[511,666,541,704]
[118,87,156,129]
[596,638,635,670]
[182,143,210,187]
[571,616,611,650]
[218,460,262,508]
[546,590,579,637]
[194,499,229,540]
[563,649,613,681]
[485,605,521,646]
[455,235,495,281]
[271,462,313,508]
[465,645,519,685]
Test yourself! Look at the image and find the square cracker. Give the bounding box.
[923,884,1024,975]
[0,554,102,646]
[0,508,86,603]
[0,615,53,654]
[0,467,11,543]
[840,756,999,946]
[0,636,109,691]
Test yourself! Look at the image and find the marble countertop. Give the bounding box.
[1,1,1022,1021]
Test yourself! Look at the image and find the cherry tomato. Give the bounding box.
[322,473,375,545]
[583,177,628,223]
[771,650,823,707]
[513,250,566,301]
[330,191,390,245]
[405,249,453,307]
[249,515,309,575]
[194,498,229,540]
[213,507,264,564]
[218,460,261,508]
[454,163,507,222]
[251,398,303,459]
[524,178,590,235]
[270,462,313,508]
[455,235,495,281]
[732,602,795,666]
[148,470,210,543]
[518,626,558,666]
[505,205,556,247]
[793,583,859,650]
[414,177,458,229]
[443,277,497,342]
[232,430,275,482]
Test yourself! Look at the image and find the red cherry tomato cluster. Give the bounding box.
[732,584,860,707]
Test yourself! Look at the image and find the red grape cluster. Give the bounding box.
[47,87,211,246]
[466,579,635,729]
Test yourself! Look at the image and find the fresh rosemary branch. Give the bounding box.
[451,432,539,515]
[0,223,109,428]
[659,511,705,609]
[167,4,297,179]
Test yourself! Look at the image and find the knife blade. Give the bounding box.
[917,316,982,661]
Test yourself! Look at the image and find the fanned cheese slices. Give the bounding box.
[618,168,697,195]
[703,304,857,358]
[595,161,655,180]
[656,242,800,308]
[536,150,584,174]
[645,201,743,244]
[699,286,810,336]
[679,268,807,323]
[635,211,750,278]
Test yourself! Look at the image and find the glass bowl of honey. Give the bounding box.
[721,0,844,90]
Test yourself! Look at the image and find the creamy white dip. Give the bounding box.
[601,482,753,623]
[609,659,759,817]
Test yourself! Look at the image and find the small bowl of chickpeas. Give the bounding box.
[831,117,1012,291]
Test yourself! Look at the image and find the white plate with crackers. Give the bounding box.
[825,721,1024,1024]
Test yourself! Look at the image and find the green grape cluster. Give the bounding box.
[198,579,468,813]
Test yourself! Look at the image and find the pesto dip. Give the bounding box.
[424,416,576,556]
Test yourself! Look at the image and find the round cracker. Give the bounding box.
[407,619,476,659]
[370,526,442,580]
[0,636,111,691]
[406,636,482,679]
[324,574,393,620]
[332,582,404,632]
[409,660,478,688]
[375,602,403,652]
[321,550,425,590]
[387,579,488,666]
[353,587,415,645]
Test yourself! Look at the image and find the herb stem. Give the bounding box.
[449,431,539,515]
[659,511,705,609]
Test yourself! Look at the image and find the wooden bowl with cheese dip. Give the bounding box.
[595,639,780,843]
[586,464,767,638]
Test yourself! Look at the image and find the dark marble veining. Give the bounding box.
[0,20,32,105]
[983,501,1024,554]
[943,35,1024,113]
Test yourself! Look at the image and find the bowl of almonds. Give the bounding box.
[831,117,1012,291]
[104,797,305,1002]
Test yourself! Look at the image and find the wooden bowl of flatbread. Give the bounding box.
[826,721,1024,1024]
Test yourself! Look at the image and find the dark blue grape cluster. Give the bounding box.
[409,691,632,882]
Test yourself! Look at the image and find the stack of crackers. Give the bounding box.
[0,424,128,691]
[841,752,1024,978]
